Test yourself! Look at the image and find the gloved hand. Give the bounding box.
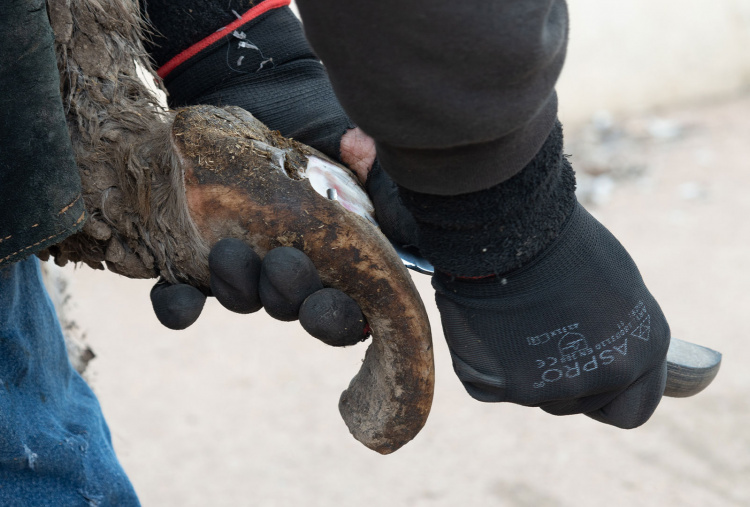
[433,205,669,428]
[399,121,670,428]
[151,240,367,347]
[146,1,413,344]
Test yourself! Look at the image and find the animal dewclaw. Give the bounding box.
[44,0,434,453]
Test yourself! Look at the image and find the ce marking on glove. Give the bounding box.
[532,302,652,389]
[533,339,599,389]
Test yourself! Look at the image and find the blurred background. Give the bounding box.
[46,1,750,505]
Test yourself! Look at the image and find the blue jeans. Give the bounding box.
[0,257,139,506]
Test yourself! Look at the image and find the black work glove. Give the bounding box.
[433,205,669,428]
[399,121,670,428]
[146,2,374,344]
[151,240,366,347]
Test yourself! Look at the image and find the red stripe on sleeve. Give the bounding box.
[157,0,292,79]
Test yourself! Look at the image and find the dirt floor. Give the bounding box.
[59,94,750,506]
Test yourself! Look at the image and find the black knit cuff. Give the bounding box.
[399,120,577,277]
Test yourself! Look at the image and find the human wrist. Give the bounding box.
[399,120,577,278]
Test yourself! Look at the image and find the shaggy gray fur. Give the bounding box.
[40,0,210,286]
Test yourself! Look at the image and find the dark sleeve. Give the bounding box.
[0,0,86,269]
[294,0,568,195]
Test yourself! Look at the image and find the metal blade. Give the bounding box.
[392,242,434,275]
[664,337,722,398]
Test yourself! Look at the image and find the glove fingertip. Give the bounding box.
[209,238,263,314]
[259,274,300,321]
[150,282,207,330]
[260,247,323,321]
[210,276,262,314]
[299,288,367,347]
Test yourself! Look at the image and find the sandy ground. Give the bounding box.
[58,95,750,507]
